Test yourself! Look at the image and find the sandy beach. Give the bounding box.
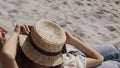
[0,0,120,45]
[0,0,120,67]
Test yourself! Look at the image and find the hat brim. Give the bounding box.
[19,34,64,66]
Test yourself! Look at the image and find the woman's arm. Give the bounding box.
[1,32,19,68]
[1,24,30,68]
[0,26,8,50]
[65,31,104,68]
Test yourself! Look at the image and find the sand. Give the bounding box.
[0,0,120,67]
[0,0,120,45]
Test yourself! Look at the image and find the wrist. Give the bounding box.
[13,32,19,37]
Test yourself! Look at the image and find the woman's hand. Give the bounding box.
[65,31,104,68]
[0,26,7,50]
[65,31,75,44]
[14,24,32,35]
[1,24,32,59]
[0,24,32,68]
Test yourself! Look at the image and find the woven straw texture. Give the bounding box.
[19,19,66,66]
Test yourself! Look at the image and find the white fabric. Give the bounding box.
[62,53,86,68]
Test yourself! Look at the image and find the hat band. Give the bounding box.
[29,35,63,56]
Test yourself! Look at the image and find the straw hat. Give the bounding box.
[19,19,66,66]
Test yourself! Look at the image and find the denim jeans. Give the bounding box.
[91,44,120,68]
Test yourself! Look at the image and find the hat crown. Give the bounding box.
[31,20,66,52]
[19,19,65,66]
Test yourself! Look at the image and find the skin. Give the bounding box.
[0,26,7,50]
[0,26,8,63]
[0,24,104,68]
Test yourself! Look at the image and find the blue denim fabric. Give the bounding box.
[68,44,120,68]
[91,44,120,61]
[91,44,120,68]
[95,61,120,68]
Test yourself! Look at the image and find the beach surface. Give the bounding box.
[0,0,120,45]
[0,0,120,67]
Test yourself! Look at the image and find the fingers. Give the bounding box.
[65,30,71,37]
[20,24,27,34]
[24,24,30,33]
[0,32,6,47]
[28,25,33,30]
[65,31,69,35]
[20,24,32,35]
[0,26,8,33]
[0,26,7,46]
[14,24,32,35]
